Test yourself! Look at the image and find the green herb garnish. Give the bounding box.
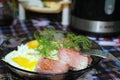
[63,33,92,50]
[34,28,92,59]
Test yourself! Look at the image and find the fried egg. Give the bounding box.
[3,44,41,71]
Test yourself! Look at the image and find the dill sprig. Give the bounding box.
[34,29,60,58]
[34,28,92,58]
[65,33,92,50]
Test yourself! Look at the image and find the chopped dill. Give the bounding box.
[34,28,92,58]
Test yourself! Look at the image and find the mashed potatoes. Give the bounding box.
[3,44,41,71]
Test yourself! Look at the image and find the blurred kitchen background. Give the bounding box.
[2,0,120,38]
[9,0,64,21]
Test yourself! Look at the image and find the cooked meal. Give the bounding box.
[2,28,92,74]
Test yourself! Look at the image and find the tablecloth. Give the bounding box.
[0,18,120,80]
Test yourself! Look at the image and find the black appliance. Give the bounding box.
[70,0,120,36]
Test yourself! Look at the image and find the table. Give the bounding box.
[0,18,120,80]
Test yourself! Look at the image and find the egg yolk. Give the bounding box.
[27,40,39,49]
[12,57,38,71]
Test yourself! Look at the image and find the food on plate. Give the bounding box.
[2,28,92,73]
[3,44,40,71]
[35,58,69,73]
[58,47,89,70]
